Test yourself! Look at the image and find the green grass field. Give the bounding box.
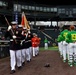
[40,46,58,51]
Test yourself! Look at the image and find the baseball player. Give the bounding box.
[36,37,41,56]
[60,26,70,62]
[57,34,64,58]
[44,37,48,50]
[66,25,76,67]
[31,33,38,57]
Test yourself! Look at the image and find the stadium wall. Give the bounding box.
[31,29,60,47]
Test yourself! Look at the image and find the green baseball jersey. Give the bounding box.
[60,29,69,41]
[57,35,64,42]
[66,30,76,43]
[44,38,48,43]
[57,29,69,42]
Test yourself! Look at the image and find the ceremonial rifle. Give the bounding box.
[4,15,17,43]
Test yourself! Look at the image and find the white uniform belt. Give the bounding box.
[25,40,31,43]
[10,39,13,41]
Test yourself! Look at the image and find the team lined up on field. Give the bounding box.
[57,25,76,67]
[3,21,41,74]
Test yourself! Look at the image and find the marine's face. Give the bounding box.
[24,29,28,33]
[12,24,17,29]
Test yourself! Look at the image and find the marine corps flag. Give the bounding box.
[21,12,30,29]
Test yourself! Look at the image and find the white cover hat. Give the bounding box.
[23,27,27,29]
[18,25,23,28]
[11,21,18,25]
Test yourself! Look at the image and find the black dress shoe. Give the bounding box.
[30,59,31,61]
[27,59,31,62]
[22,62,25,66]
[27,60,30,63]
[18,66,22,70]
[10,70,15,74]
[35,54,38,56]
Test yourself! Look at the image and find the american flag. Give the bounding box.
[15,12,18,24]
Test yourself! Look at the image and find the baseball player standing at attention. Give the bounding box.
[66,25,76,67]
[36,36,41,56]
[57,34,64,58]
[31,33,39,57]
[60,26,70,63]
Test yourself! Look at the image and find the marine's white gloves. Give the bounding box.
[13,35,16,39]
[7,25,12,31]
[20,40,25,45]
[28,30,31,33]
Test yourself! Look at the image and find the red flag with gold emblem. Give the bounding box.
[21,12,30,29]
